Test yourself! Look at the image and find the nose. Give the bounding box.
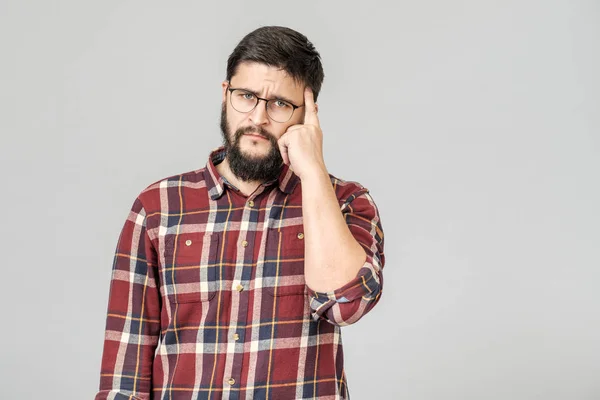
[249,99,269,126]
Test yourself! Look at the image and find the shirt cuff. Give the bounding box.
[306,254,382,323]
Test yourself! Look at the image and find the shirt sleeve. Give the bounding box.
[95,196,161,400]
[306,188,385,327]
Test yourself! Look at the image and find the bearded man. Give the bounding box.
[96,25,385,400]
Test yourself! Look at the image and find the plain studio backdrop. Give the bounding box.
[1,1,598,399]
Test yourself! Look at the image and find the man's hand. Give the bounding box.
[278,87,327,179]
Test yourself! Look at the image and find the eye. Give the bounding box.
[273,100,291,108]
[241,92,255,100]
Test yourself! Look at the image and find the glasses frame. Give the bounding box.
[226,83,304,123]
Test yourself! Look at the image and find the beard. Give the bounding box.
[219,102,284,183]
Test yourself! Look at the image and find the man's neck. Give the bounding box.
[215,157,263,197]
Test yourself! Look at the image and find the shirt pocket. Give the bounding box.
[163,231,220,303]
[264,226,307,297]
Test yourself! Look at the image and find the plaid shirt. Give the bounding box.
[96,146,385,400]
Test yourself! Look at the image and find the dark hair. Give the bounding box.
[226,26,325,101]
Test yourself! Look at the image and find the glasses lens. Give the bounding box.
[230,90,258,113]
[267,99,294,123]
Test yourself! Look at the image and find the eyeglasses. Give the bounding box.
[227,83,304,123]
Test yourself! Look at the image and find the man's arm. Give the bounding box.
[302,172,385,327]
[277,86,385,326]
[95,196,161,400]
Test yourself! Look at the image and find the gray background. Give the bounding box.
[1,0,599,399]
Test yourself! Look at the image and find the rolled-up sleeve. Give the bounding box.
[307,188,385,326]
[95,196,161,400]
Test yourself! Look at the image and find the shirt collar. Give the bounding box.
[203,146,300,200]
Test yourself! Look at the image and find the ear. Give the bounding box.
[222,81,229,103]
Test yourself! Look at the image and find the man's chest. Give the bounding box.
[150,189,308,304]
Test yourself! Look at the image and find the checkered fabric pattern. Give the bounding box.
[95,146,385,400]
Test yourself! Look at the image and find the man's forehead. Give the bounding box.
[233,62,302,89]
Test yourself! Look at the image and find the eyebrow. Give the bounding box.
[230,85,299,106]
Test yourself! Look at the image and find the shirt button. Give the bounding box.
[233,333,240,341]
[297,232,304,240]
[248,200,254,207]
[228,378,236,385]
[185,239,192,246]
[236,284,244,292]
[242,240,248,247]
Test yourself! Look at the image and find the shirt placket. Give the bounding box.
[225,192,263,399]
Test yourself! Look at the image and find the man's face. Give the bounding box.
[220,61,305,182]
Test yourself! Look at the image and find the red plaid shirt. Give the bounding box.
[96,146,385,400]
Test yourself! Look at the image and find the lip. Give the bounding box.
[245,133,268,141]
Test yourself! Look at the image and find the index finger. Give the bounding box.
[303,87,320,127]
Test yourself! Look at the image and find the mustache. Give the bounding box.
[235,126,274,141]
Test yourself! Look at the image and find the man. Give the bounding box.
[96,26,385,400]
